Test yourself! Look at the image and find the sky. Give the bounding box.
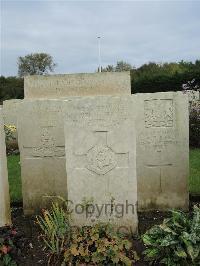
[1,0,200,76]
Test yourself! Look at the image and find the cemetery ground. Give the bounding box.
[3,149,200,266]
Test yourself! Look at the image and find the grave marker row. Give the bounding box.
[1,72,189,233]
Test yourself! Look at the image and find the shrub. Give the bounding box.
[0,76,24,103]
[142,205,200,265]
[0,227,22,266]
[63,223,138,266]
[131,61,200,94]
[37,202,139,265]
[37,202,71,264]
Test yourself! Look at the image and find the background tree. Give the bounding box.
[18,53,56,77]
[101,61,133,72]
[131,60,200,93]
[101,64,115,72]
[115,60,133,72]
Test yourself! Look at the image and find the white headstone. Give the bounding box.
[24,72,131,99]
[17,100,67,215]
[63,96,138,233]
[135,92,189,210]
[0,108,11,226]
[3,99,22,141]
[3,99,22,126]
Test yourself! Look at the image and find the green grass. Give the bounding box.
[7,149,200,203]
[189,148,200,195]
[7,154,22,203]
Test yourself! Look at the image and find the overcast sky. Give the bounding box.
[1,1,200,76]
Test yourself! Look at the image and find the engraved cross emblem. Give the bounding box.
[146,148,173,193]
[74,131,129,175]
[86,144,117,175]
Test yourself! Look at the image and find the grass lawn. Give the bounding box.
[189,148,200,195]
[7,149,200,203]
[7,154,22,203]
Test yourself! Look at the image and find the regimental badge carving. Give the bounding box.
[86,144,117,175]
[144,99,173,128]
[32,128,65,157]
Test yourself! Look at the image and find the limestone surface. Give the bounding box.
[134,92,189,210]
[17,100,67,214]
[0,108,11,226]
[3,99,22,127]
[63,96,138,233]
[24,72,131,99]
[3,99,22,141]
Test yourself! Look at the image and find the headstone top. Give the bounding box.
[24,72,131,98]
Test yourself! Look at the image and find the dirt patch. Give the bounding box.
[11,207,48,266]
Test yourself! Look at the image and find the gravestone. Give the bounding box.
[3,99,22,127]
[135,92,189,210]
[3,99,22,142]
[24,72,131,99]
[0,108,11,226]
[17,100,67,215]
[63,96,138,232]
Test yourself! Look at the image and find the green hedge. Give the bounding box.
[131,69,200,93]
[0,76,24,104]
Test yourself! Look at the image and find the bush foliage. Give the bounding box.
[0,76,23,104]
[36,202,71,264]
[63,223,138,266]
[37,202,138,265]
[0,227,24,266]
[142,205,200,266]
[131,60,200,93]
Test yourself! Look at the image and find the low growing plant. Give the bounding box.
[37,202,139,265]
[0,227,21,266]
[63,223,138,266]
[37,201,71,264]
[142,205,200,265]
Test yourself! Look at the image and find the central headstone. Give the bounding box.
[63,96,138,232]
[0,108,11,227]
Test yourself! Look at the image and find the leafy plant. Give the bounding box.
[63,223,139,266]
[36,201,71,264]
[142,205,200,265]
[0,227,21,266]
